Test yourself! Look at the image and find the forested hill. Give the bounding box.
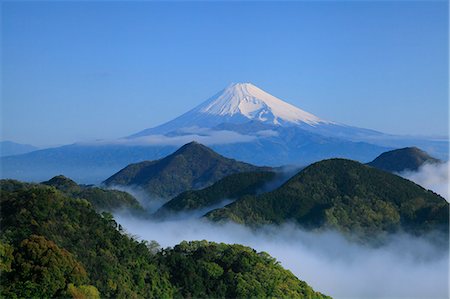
[103,141,271,198]
[206,159,448,243]
[154,171,277,218]
[0,179,330,298]
[41,175,144,213]
[367,147,440,173]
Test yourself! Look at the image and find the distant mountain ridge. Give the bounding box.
[104,142,271,198]
[367,147,441,173]
[0,141,38,157]
[129,83,447,160]
[1,83,447,183]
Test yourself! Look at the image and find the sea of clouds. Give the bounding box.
[115,214,448,299]
[112,161,449,299]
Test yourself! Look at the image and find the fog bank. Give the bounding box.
[115,215,449,299]
[399,162,449,201]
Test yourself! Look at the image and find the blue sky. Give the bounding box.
[1,1,448,147]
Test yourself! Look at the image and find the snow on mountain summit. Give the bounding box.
[198,83,326,126]
[131,83,331,137]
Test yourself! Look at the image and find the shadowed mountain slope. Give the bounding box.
[104,142,271,198]
[154,171,277,218]
[367,147,441,173]
[206,159,448,243]
[41,175,144,212]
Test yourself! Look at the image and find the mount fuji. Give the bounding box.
[1,83,448,183]
[131,83,331,136]
[126,82,446,156]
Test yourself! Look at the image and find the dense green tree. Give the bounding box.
[0,179,330,298]
[2,235,92,298]
[0,181,174,298]
[157,240,331,299]
[67,283,101,299]
[41,175,144,213]
[0,241,14,273]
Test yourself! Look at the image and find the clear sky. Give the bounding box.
[1,1,448,147]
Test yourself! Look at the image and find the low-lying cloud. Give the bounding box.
[107,185,166,213]
[114,214,449,299]
[78,126,282,147]
[107,157,450,298]
[398,162,449,201]
[80,128,266,147]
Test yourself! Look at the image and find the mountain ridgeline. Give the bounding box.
[205,158,448,242]
[367,146,441,173]
[2,83,447,183]
[0,180,330,298]
[41,175,144,213]
[0,141,38,157]
[101,142,447,244]
[104,141,271,198]
[154,171,278,218]
[0,180,170,298]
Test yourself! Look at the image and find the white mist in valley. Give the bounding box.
[107,185,166,213]
[111,162,450,299]
[399,162,449,201]
[115,213,449,299]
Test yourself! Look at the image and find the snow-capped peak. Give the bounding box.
[130,82,331,137]
[197,82,326,126]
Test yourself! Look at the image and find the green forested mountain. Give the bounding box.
[0,180,329,299]
[0,180,173,298]
[154,171,277,218]
[206,159,448,241]
[367,147,440,173]
[41,175,144,213]
[104,142,271,198]
[157,240,330,299]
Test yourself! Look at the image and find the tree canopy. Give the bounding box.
[0,179,330,298]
